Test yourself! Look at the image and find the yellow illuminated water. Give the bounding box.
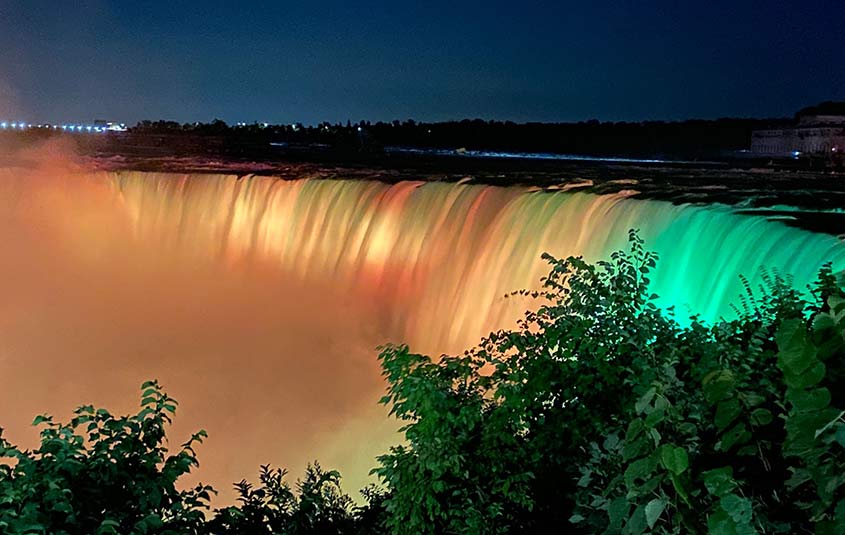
[0,168,842,502]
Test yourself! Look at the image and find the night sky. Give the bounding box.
[1,0,842,125]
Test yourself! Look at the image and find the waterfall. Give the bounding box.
[110,171,845,352]
[0,167,841,502]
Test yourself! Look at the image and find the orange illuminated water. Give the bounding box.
[0,168,842,502]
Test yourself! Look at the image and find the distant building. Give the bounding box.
[93,119,127,132]
[751,102,845,157]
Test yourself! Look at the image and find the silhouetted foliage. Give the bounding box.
[0,380,212,534]
[124,117,788,160]
[375,233,845,534]
[206,463,362,535]
[0,383,385,535]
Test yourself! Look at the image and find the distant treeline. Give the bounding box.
[128,117,790,159]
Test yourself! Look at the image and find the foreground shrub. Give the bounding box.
[0,381,212,534]
[0,383,384,535]
[375,232,845,534]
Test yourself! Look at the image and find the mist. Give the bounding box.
[0,160,400,503]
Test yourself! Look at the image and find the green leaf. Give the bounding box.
[659,444,688,475]
[645,407,665,428]
[715,399,742,431]
[836,499,845,525]
[15,524,46,535]
[648,427,662,446]
[720,494,753,525]
[707,507,737,535]
[624,455,658,489]
[604,433,620,450]
[777,319,818,378]
[678,422,697,435]
[785,361,826,389]
[669,473,691,505]
[743,393,765,408]
[636,387,656,414]
[830,295,845,320]
[789,387,831,412]
[626,504,647,535]
[32,415,51,426]
[719,423,750,451]
[702,467,735,497]
[626,418,645,441]
[736,445,757,456]
[834,423,845,447]
[577,471,592,487]
[607,496,629,529]
[814,410,845,439]
[750,408,773,426]
[96,519,121,535]
[703,370,735,404]
[623,436,650,462]
[645,498,666,528]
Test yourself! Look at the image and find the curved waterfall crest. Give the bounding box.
[109,171,845,352]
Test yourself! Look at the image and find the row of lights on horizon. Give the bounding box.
[0,122,127,133]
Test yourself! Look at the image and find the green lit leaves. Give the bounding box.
[749,408,773,426]
[624,455,658,489]
[659,444,688,475]
[376,235,845,535]
[635,388,657,414]
[714,399,742,431]
[31,415,52,427]
[703,370,736,404]
[645,497,666,529]
[0,381,214,534]
[707,494,756,535]
[718,423,751,452]
[701,467,736,498]
[774,307,845,527]
[777,319,817,375]
[790,387,832,413]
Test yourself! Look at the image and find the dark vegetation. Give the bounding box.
[0,117,786,161]
[1,233,844,534]
[125,118,784,160]
[122,102,841,161]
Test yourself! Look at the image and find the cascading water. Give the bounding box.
[0,167,842,502]
[111,171,845,351]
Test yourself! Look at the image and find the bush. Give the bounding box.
[0,380,212,534]
[207,463,363,535]
[0,382,385,535]
[375,232,845,534]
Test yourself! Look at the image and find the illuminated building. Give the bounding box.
[751,102,845,157]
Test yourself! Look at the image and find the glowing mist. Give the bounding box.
[0,169,842,502]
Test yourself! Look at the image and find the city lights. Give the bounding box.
[0,121,126,133]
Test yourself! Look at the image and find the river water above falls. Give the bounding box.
[0,168,842,502]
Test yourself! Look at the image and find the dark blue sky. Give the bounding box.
[0,0,842,125]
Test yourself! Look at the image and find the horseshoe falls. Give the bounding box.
[110,171,844,350]
[0,168,842,502]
